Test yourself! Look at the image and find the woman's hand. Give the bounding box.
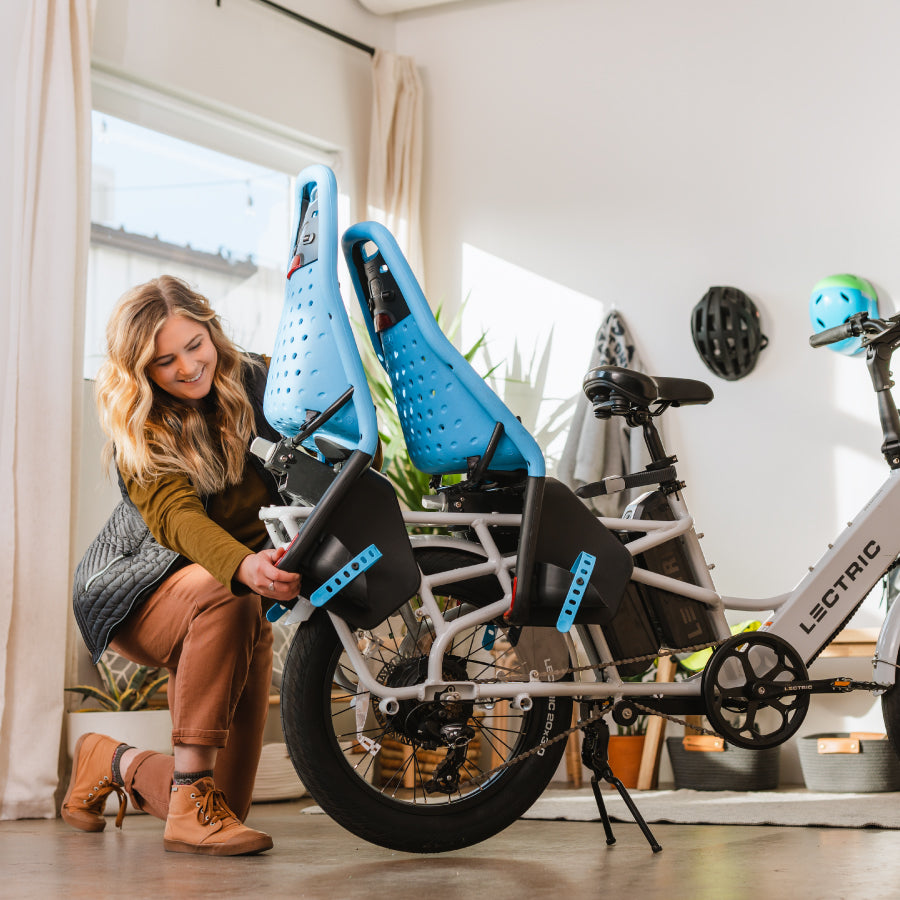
[237,546,301,600]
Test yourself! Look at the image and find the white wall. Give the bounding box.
[396,0,900,606]
[14,0,898,783]
[83,0,900,624]
[91,0,394,220]
[394,0,900,782]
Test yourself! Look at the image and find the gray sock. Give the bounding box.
[173,769,215,786]
[110,743,134,786]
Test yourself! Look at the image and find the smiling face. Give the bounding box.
[147,314,218,406]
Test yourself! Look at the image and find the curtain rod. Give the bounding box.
[217,0,377,56]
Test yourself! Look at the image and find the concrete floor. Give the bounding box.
[3,796,900,900]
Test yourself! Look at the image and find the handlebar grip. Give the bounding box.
[809,321,855,348]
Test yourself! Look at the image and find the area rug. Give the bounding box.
[520,788,900,829]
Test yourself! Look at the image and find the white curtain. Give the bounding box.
[1,0,92,819]
[367,49,425,283]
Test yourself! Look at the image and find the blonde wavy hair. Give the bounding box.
[96,275,259,496]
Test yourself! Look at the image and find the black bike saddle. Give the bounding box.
[583,366,714,408]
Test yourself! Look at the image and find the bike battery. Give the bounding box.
[601,583,661,678]
[619,490,717,650]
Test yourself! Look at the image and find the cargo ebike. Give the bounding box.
[255,165,900,854]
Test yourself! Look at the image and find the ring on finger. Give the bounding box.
[269,580,275,592]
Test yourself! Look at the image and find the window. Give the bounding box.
[85,68,347,378]
[85,111,297,377]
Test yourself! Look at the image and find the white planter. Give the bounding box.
[66,709,173,757]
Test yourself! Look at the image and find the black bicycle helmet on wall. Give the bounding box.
[691,286,768,381]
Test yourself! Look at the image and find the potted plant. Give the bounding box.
[604,662,657,788]
[607,723,648,789]
[65,658,173,757]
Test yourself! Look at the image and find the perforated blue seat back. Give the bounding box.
[342,222,545,477]
[264,166,377,459]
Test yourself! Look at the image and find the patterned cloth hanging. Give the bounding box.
[558,310,656,517]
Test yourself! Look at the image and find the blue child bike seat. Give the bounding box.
[264,165,377,461]
[340,220,633,631]
[341,221,544,479]
[263,167,419,627]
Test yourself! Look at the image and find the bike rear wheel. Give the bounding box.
[279,547,574,853]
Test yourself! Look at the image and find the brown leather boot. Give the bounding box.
[61,733,128,832]
[163,778,273,856]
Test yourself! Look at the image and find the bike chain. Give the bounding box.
[467,640,725,786]
[536,639,726,683]
[465,638,889,785]
[468,701,610,786]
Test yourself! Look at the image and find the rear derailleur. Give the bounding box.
[424,723,476,794]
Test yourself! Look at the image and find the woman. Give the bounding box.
[64,275,299,856]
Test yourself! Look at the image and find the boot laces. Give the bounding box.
[195,786,239,826]
[84,778,128,829]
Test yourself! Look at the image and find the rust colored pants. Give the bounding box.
[109,563,273,821]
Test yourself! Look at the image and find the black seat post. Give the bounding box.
[628,410,670,464]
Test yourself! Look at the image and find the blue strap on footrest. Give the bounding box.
[556,551,596,633]
[310,544,382,607]
[267,603,290,623]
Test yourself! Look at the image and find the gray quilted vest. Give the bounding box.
[73,355,281,663]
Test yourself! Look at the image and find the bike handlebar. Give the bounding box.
[808,312,900,351]
[809,320,858,348]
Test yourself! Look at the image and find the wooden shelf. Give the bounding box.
[818,627,879,658]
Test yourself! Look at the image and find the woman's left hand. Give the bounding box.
[236,546,301,600]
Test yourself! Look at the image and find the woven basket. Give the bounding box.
[666,736,780,791]
[798,733,900,793]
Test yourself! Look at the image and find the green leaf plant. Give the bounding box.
[480,326,578,473]
[66,661,169,712]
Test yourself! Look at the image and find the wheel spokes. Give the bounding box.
[330,608,535,806]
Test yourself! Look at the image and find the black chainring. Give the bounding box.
[701,632,810,749]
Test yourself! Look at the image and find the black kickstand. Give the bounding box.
[581,718,662,853]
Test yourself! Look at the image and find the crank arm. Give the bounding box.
[752,677,883,699]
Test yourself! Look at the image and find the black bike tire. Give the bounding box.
[280,547,573,853]
[882,645,900,759]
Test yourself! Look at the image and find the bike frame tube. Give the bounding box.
[759,468,900,670]
[260,469,900,705]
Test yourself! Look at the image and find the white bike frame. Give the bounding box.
[260,464,900,712]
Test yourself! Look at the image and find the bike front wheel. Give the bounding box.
[882,645,900,760]
[279,547,574,853]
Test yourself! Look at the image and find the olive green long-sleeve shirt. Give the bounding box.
[124,458,271,595]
